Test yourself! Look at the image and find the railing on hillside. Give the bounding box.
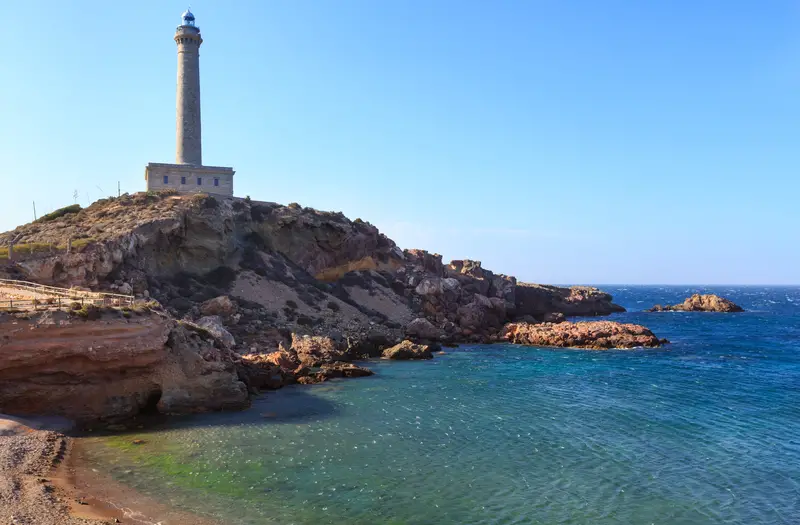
[0,279,134,311]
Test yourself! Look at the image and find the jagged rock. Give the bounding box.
[263,348,301,371]
[382,340,434,360]
[405,317,443,341]
[200,295,238,318]
[237,354,287,390]
[456,295,506,332]
[195,316,236,349]
[647,294,744,313]
[291,333,350,366]
[514,284,625,319]
[118,282,133,295]
[502,321,666,350]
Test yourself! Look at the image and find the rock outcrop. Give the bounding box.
[0,309,248,424]
[0,192,647,422]
[647,294,744,313]
[515,284,625,318]
[382,340,435,360]
[502,321,666,350]
[0,194,629,353]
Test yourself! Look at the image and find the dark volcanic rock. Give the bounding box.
[647,294,744,313]
[502,321,666,350]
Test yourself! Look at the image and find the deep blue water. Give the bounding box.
[82,286,800,524]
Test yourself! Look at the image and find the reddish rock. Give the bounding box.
[502,321,666,350]
[647,294,744,313]
[382,340,434,360]
[291,333,351,366]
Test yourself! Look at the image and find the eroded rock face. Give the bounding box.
[647,294,744,313]
[502,321,666,350]
[0,311,248,424]
[382,340,435,360]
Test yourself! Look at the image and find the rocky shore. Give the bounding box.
[0,193,662,426]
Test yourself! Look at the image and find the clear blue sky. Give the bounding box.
[1,1,798,284]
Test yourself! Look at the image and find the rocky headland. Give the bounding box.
[647,294,744,313]
[0,192,658,424]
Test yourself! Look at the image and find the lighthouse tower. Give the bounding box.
[175,9,203,166]
[145,9,235,196]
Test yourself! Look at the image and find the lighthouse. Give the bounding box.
[145,9,235,196]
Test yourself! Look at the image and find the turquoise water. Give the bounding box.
[81,286,800,524]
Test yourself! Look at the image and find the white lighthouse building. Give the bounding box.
[145,9,235,196]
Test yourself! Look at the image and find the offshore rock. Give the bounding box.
[502,321,666,350]
[647,294,744,313]
[382,340,435,360]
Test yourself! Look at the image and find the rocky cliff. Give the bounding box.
[0,192,640,422]
[0,308,248,424]
[0,193,626,350]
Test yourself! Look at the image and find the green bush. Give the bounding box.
[36,204,82,223]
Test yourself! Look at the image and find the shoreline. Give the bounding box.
[0,414,217,525]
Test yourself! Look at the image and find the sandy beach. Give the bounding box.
[0,415,217,525]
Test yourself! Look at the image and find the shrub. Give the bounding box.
[327,301,341,312]
[71,238,96,251]
[285,299,298,310]
[73,304,101,320]
[36,204,82,223]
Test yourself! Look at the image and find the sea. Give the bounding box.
[80,286,800,524]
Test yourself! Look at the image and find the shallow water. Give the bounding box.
[81,286,800,524]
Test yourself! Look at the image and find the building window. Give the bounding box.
[181,176,186,184]
[163,175,169,184]
[197,177,202,185]
[214,178,219,187]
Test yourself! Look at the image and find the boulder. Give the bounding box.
[195,316,236,349]
[502,321,666,350]
[291,333,350,366]
[200,295,238,318]
[382,340,434,360]
[647,294,744,313]
[405,317,444,341]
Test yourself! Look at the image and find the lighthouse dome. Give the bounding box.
[181,9,196,25]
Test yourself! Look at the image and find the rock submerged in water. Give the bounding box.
[647,294,744,313]
[502,321,667,350]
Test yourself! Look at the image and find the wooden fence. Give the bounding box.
[0,279,134,311]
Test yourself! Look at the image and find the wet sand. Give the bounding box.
[0,415,218,525]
